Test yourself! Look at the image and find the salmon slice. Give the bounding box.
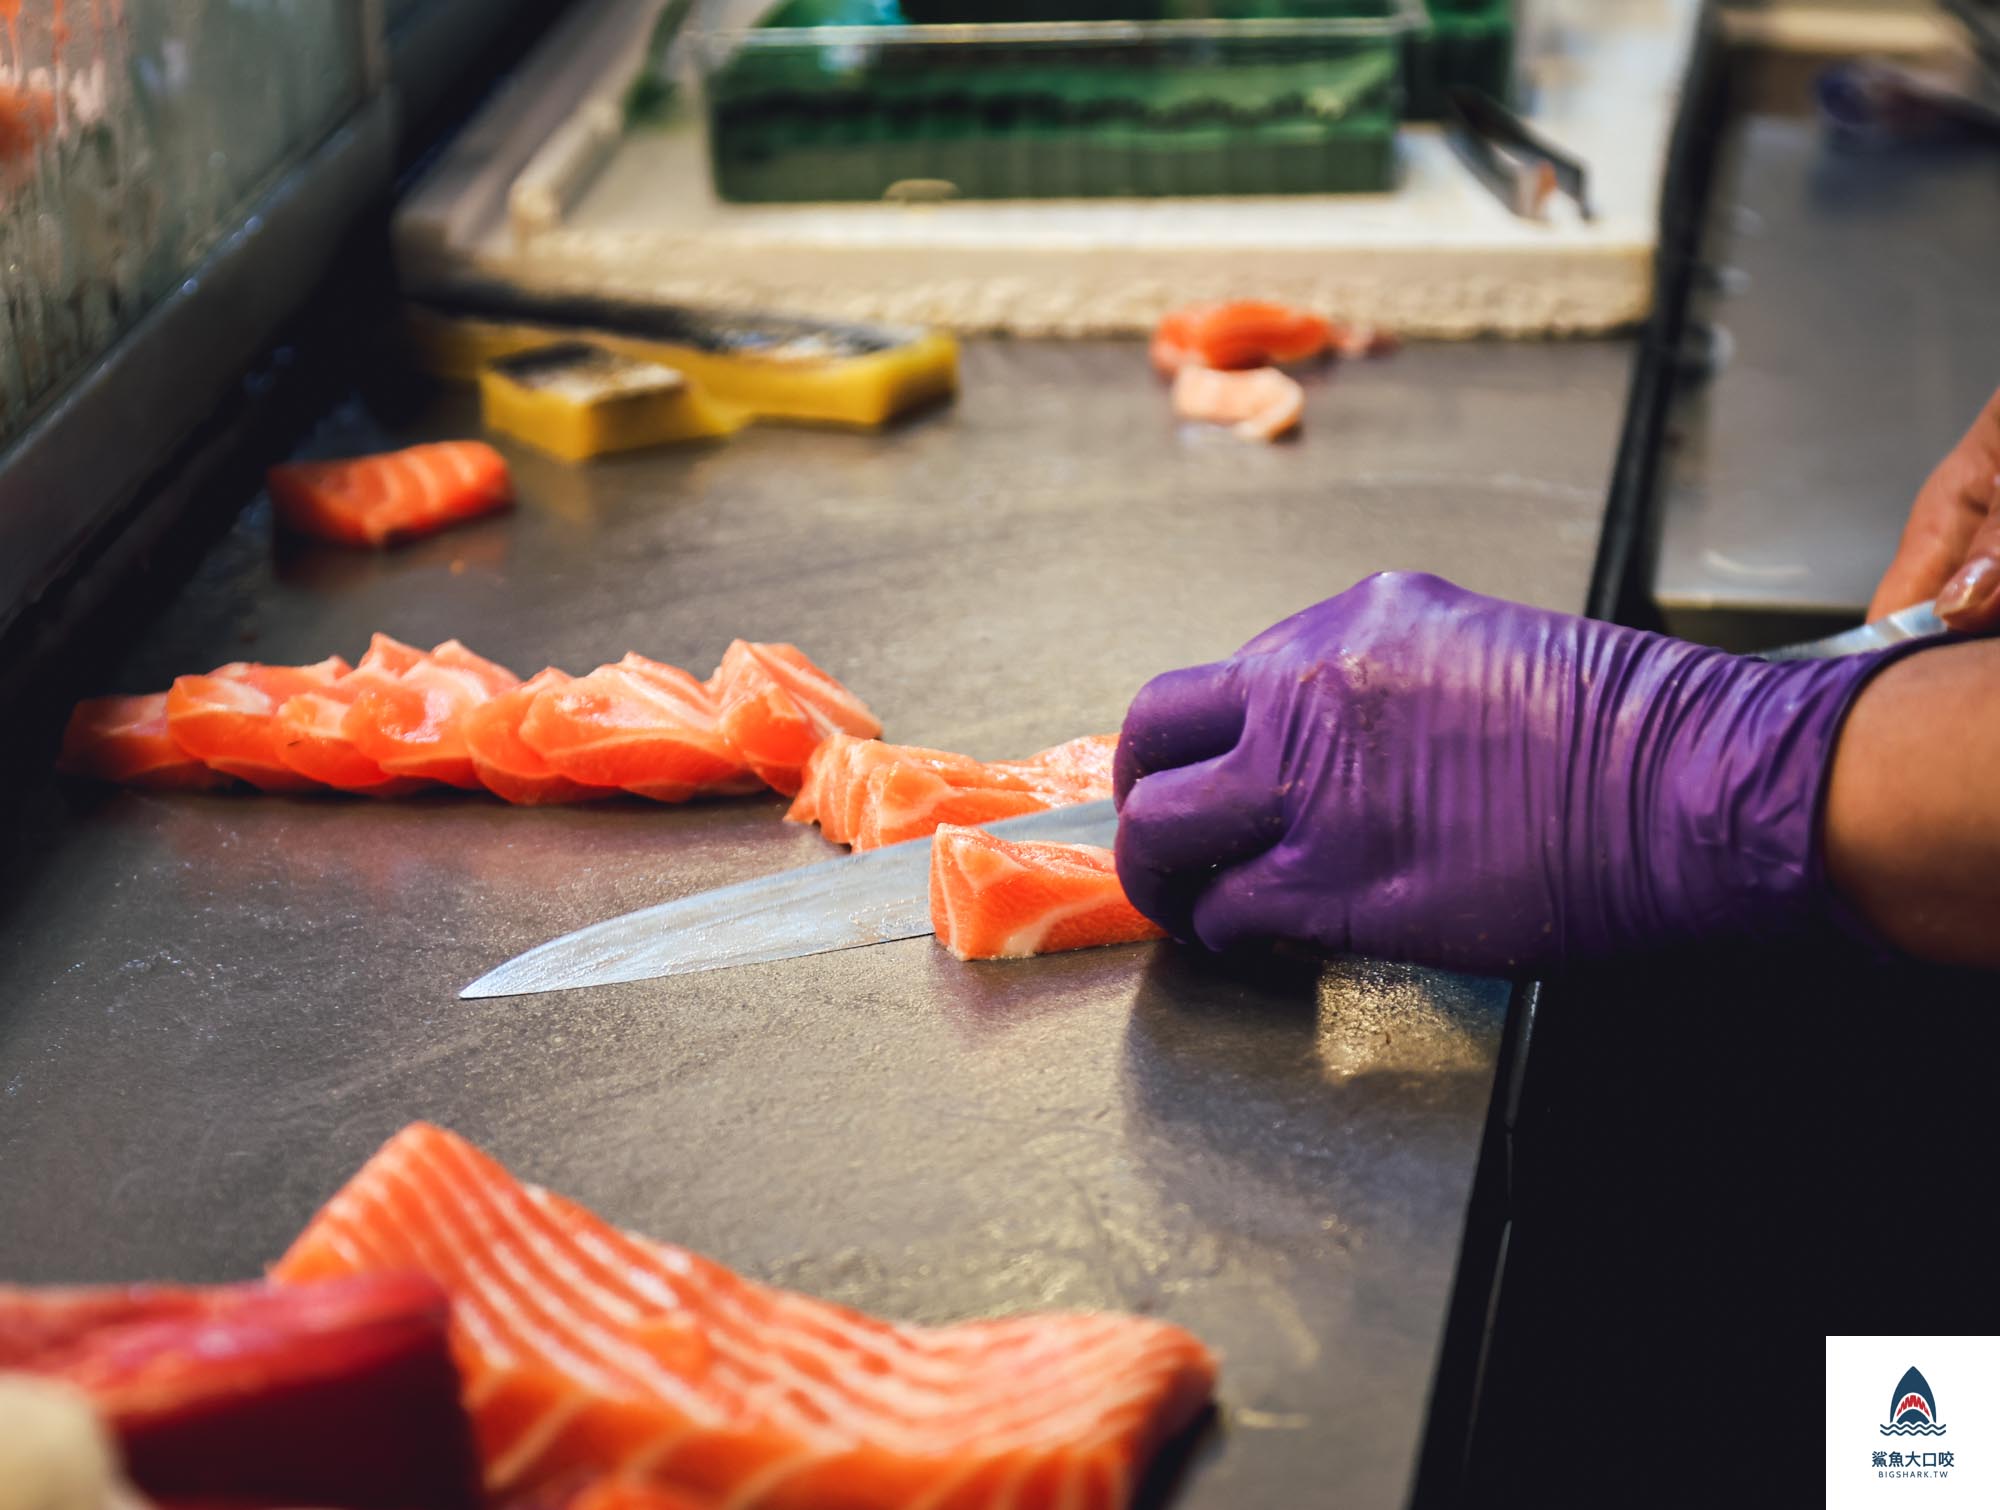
[518,656,753,803]
[343,638,522,790]
[276,675,429,796]
[708,641,883,796]
[853,765,1053,851]
[996,733,1120,797]
[792,734,1118,850]
[930,826,1168,961]
[0,1272,482,1510]
[272,1124,1216,1510]
[1150,301,1334,375]
[463,669,619,806]
[56,693,227,791]
[1171,365,1305,443]
[268,441,513,547]
[164,658,351,791]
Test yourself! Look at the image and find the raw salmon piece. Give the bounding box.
[518,658,751,803]
[164,659,351,792]
[343,639,522,790]
[1171,365,1304,443]
[998,733,1119,798]
[930,825,1168,961]
[709,641,882,796]
[276,679,428,796]
[56,693,227,790]
[272,1123,1216,1509]
[853,765,1054,851]
[1151,301,1333,375]
[268,441,513,547]
[833,743,1024,848]
[463,669,618,806]
[356,631,432,677]
[0,1273,482,1510]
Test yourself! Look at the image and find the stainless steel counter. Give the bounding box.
[0,338,1629,1507]
[1652,113,2000,644]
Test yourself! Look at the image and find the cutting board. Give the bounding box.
[395,0,1703,338]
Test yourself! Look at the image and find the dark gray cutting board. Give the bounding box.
[0,338,1630,1507]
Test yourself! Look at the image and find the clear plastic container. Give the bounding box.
[697,0,1422,202]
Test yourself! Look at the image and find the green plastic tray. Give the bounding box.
[701,0,1415,202]
[1404,0,1513,119]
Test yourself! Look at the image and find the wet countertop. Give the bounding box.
[0,338,1629,1508]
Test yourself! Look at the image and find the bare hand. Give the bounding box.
[1869,384,2000,632]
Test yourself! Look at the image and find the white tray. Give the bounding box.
[395,0,1702,339]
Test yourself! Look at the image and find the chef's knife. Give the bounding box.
[464,600,1951,1000]
[1756,598,1945,660]
[461,799,1118,999]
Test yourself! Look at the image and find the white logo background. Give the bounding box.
[1827,1336,2000,1509]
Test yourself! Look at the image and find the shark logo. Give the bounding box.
[1882,1366,1947,1437]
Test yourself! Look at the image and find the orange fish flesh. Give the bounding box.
[930,825,1168,961]
[268,441,513,548]
[164,658,352,792]
[271,1123,1216,1510]
[56,693,227,791]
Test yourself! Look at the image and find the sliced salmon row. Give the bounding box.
[930,825,1167,961]
[267,440,514,547]
[272,1122,1216,1510]
[1150,299,1395,376]
[0,1272,482,1509]
[61,640,879,808]
[788,732,1117,851]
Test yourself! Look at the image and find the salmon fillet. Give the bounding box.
[268,441,513,548]
[271,1124,1216,1509]
[930,826,1167,961]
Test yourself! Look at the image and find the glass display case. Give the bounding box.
[0,1,369,449]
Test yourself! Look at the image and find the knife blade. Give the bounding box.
[461,799,1119,999]
[1754,599,1946,660]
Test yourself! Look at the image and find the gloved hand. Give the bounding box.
[1113,572,1930,974]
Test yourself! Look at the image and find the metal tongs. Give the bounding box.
[1442,86,1594,223]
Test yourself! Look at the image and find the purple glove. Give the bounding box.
[1113,572,1929,974]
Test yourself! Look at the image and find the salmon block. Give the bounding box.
[1150,301,1334,375]
[930,826,1168,961]
[1172,365,1305,443]
[463,669,618,806]
[56,693,226,791]
[519,655,753,802]
[708,640,883,796]
[164,658,351,791]
[272,1123,1217,1510]
[343,638,522,790]
[268,441,513,547]
[0,1272,482,1510]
